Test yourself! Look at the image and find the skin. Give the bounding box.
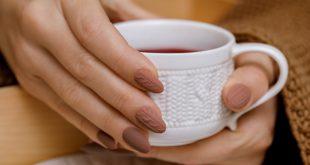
[137,53,278,164]
[0,0,278,164]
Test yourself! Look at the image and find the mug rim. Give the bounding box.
[115,19,236,69]
[114,19,236,57]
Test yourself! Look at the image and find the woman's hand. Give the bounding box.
[0,0,164,153]
[138,52,279,164]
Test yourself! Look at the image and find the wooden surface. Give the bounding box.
[0,1,235,164]
[0,86,88,165]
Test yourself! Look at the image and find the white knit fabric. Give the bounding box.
[149,60,234,128]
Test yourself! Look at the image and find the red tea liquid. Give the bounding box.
[139,48,197,53]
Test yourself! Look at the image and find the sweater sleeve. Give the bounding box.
[218,0,310,163]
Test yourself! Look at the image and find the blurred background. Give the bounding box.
[134,0,236,22]
[0,1,237,164]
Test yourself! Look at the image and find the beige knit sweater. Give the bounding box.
[219,0,310,163]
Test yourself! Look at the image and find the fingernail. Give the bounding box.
[134,68,164,93]
[97,131,117,150]
[122,127,151,153]
[225,83,251,110]
[136,107,166,133]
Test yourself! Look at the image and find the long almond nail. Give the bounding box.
[97,131,117,150]
[136,107,166,133]
[134,68,164,93]
[225,83,251,110]
[122,127,150,153]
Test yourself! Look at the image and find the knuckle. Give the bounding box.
[12,42,39,72]
[19,1,48,33]
[54,100,70,114]
[60,82,83,105]
[94,110,113,130]
[112,93,131,111]
[78,16,103,42]
[70,55,96,81]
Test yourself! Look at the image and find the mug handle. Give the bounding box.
[227,43,289,130]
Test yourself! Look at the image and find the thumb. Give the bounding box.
[222,52,277,112]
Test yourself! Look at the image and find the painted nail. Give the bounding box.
[122,127,151,153]
[134,68,164,93]
[97,131,117,150]
[136,107,166,133]
[225,83,251,110]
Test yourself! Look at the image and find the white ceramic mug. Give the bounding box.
[115,19,288,146]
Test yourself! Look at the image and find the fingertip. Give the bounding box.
[223,83,252,112]
[223,64,270,112]
[135,106,166,133]
[97,130,118,150]
[134,68,164,93]
[122,127,151,153]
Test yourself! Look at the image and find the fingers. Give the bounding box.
[222,52,273,112]
[222,65,268,112]
[17,40,151,153]
[61,0,163,93]
[139,98,277,164]
[25,0,166,133]
[16,72,118,149]
[39,52,151,153]
[100,0,158,22]
[138,130,234,164]
[39,88,118,150]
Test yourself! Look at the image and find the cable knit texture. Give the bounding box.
[150,60,233,128]
[219,0,310,164]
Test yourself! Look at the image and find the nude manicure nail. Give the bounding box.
[134,68,164,93]
[122,127,151,153]
[97,131,117,150]
[136,107,166,133]
[225,83,251,110]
